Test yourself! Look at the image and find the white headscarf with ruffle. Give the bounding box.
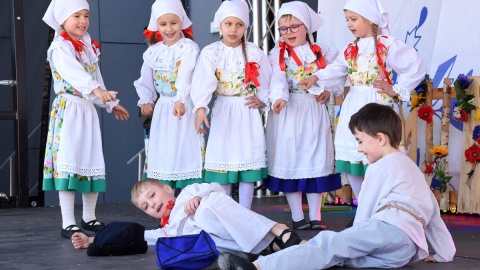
[146,0,192,31]
[212,0,250,35]
[344,0,390,35]
[42,0,91,44]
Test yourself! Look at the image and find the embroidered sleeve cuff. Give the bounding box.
[270,88,289,105]
[173,94,186,104]
[307,79,326,95]
[83,92,97,101]
[137,98,155,107]
[393,84,410,102]
[193,104,210,115]
[105,99,120,113]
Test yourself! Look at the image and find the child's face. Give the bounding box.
[278,15,307,47]
[135,183,176,219]
[157,13,182,46]
[62,9,90,40]
[220,16,246,47]
[344,10,373,38]
[354,129,384,164]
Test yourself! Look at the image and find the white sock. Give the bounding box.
[221,184,232,196]
[59,191,77,229]
[285,192,304,222]
[306,193,322,221]
[82,192,99,224]
[238,182,254,209]
[348,174,364,199]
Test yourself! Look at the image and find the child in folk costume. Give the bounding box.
[42,0,130,239]
[309,0,427,205]
[264,1,341,230]
[134,0,204,188]
[191,0,272,209]
[72,180,304,255]
[219,104,455,270]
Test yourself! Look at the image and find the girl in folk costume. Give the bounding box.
[264,1,342,230]
[191,0,272,209]
[42,0,129,239]
[312,0,427,208]
[134,0,204,189]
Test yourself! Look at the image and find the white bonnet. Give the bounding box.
[147,0,192,31]
[42,0,90,41]
[344,0,390,35]
[277,1,323,34]
[212,0,250,30]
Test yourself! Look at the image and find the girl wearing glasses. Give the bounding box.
[191,0,272,209]
[264,1,341,230]
[303,0,426,218]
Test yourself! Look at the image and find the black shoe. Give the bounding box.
[273,228,303,250]
[292,219,311,230]
[61,225,82,239]
[81,219,105,232]
[218,253,257,270]
[344,219,354,229]
[310,220,327,230]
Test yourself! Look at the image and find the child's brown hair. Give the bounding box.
[348,103,402,148]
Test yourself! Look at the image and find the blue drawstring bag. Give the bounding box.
[155,230,220,270]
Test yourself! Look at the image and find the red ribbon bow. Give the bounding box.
[143,29,163,42]
[279,41,302,71]
[245,62,260,87]
[91,40,100,54]
[343,43,358,61]
[60,31,85,53]
[310,44,326,70]
[160,200,175,228]
[182,26,193,38]
[376,36,392,85]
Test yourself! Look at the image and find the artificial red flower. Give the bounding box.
[424,162,435,174]
[465,144,480,164]
[457,109,469,122]
[418,105,434,123]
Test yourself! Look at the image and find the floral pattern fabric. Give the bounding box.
[346,43,394,106]
[43,60,105,192]
[284,60,318,94]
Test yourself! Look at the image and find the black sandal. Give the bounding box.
[61,224,82,239]
[81,219,105,232]
[273,228,303,250]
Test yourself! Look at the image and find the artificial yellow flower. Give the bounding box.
[411,94,420,108]
[429,145,448,157]
[475,110,480,121]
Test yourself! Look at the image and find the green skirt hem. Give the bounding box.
[335,160,367,176]
[204,168,267,184]
[43,177,106,193]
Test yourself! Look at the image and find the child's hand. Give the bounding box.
[373,80,397,98]
[112,104,130,120]
[298,75,319,91]
[245,96,266,109]
[315,91,331,104]
[173,101,186,120]
[272,99,286,114]
[424,255,438,263]
[93,88,117,104]
[184,196,202,215]
[141,103,154,117]
[195,108,210,134]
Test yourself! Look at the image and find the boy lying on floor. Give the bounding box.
[72,179,304,254]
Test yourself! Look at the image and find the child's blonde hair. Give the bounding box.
[130,178,166,207]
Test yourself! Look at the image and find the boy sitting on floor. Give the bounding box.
[72,179,303,254]
[219,103,456,269]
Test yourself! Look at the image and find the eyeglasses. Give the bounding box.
[278,24,304,35]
